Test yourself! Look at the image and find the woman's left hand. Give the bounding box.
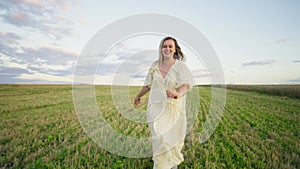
[166,89,178,99]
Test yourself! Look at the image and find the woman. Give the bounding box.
[134,36,194,169]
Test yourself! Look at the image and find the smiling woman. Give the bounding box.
[134,36,194,169]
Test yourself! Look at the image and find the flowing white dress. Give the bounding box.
[144,59,194,169]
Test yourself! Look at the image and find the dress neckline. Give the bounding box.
[158,59,177,79]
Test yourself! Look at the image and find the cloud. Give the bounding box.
[16,72,74,84]
[96,47,156,76]
[0,67,31,75]
[285,77,300,84]
[293,60,300,63]
[241,59,275,67]
[0,0,77,39]
[0,32,22,45]
[0,55,28,71]
[0,31,78,83]
[5,32,22,41]
[77,17,87,24]
[0,74,31,84]
[0,44,78,69]
[21,46,78,64]
[0,72,74,84]
[276,38,289,43]
[22,0,43,8]
[191,69,210,78]
[132,74,147,79]
[79,47,157,85]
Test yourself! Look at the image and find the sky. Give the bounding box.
[0,0,299,85]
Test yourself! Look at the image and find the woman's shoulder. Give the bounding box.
[176,59,185,64]
[150,60,159,68]
[175,59,188,67]
[174,60,191,74]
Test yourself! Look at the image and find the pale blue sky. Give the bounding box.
[0,0,299,84]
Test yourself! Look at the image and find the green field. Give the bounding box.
[0,84,299,169]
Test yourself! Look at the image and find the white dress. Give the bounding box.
[144,59,194,169]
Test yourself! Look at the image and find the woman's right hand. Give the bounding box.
[134,96,141,106]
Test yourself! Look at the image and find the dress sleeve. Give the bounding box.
[144,68,153,88]
[144,62,157,88]
[176,61,194,91]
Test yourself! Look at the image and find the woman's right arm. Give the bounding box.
[134,86,150,106]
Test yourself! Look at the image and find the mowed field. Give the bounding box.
[0,84,299,169]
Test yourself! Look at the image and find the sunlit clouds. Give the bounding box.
[0,1,299,84]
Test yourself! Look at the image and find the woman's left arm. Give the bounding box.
[176,84,189,98]
[166,84,188,99]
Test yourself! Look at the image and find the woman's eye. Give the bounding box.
[163,45,174,48]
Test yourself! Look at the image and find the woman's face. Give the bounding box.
[162,39,176,59]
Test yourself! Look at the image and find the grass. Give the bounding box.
[0,84,299,168]
[226,84,300,99]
